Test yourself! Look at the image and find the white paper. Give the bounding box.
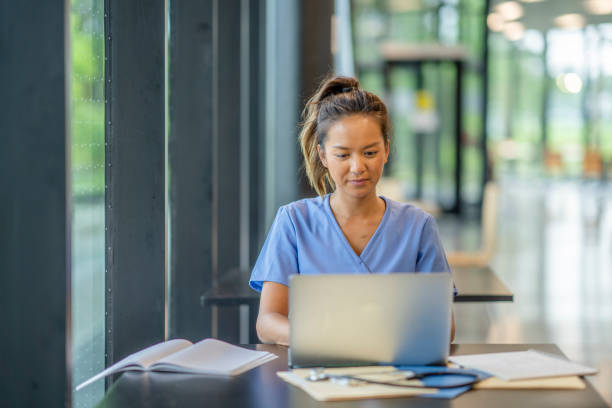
[75,339,192,391]
[449,350,597,381]
[152,339,277,375]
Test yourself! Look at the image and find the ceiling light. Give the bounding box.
[554,13,586,29]
[487,12,505,32]
[564,73,583,93]
[556,75,566,92]
[503,21,525,41]
[557,73,583,93]
[496,1,524,21]
[584,0,612,15]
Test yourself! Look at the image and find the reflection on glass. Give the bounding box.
[70,0,105,406]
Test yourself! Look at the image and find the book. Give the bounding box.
[76,338,277,391]
[449,350,597,381]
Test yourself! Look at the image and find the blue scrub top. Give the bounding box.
[249,194,453,293]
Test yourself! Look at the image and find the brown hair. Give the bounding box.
[299,75,391,196]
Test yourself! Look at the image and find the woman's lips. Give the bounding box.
[349,178,368,186]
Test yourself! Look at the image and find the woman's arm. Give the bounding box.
[256,282,290,346]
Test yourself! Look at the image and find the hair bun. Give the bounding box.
[318,76,360,102]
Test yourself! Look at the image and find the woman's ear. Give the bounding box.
[317,144,328,168]
[383,140,390,164]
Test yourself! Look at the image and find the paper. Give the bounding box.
[277,366,433,401]
[474,376,585,390]
[152,339,277,375]
[449,350,597,381]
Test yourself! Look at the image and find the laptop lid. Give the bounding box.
[288,273,452,368]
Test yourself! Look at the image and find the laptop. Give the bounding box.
[288,273,453,368]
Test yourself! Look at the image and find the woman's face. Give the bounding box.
[317,114,389,200]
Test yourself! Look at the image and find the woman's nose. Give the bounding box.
[350,156,365,174]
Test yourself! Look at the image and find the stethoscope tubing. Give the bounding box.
[310,370,482,389]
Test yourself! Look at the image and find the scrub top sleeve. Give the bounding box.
[416,215,457,296]
[416,215,451,273]
[249,206,298,292]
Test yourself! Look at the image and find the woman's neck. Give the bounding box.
[329,190,383,219]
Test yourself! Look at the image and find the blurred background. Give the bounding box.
[6,0,610,406]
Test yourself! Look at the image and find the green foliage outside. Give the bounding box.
[71,0,105,198]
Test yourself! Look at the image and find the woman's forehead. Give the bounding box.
[325,115,384,147]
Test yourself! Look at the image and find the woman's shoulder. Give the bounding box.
[382,196,434,225]
[278,195,328,222]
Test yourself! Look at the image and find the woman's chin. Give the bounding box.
[339,185,376,199]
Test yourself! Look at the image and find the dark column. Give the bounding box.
[250,0,267,266]
[541,32,550,158]
[298,0,334,196]
[0,1,70,406]
[454,61,464,214]
[264,0,300,225]
[506,44,518,141]
[104,0,166,366]
[382,62,393,176]
[169,0,215,342]
[481,0,491,190]
[415,63,425,199]
[215,0,243,342]
[170,0,266,343]
[581,28,592,149]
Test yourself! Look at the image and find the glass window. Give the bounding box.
[352,0,486,206]
[70,0,105,406]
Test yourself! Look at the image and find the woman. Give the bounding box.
[249,76,455,346]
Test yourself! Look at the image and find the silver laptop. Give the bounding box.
[288,273,453,368]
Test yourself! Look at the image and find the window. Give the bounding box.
[70,0,106,406]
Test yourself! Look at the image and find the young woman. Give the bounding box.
[249,76,455,346]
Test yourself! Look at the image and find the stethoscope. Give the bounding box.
[307,367,482,389]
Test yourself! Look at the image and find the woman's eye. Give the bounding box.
[364,151,378,157]
[335,154,349,158]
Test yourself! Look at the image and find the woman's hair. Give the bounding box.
[299,75,391,196]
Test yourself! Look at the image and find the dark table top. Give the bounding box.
[98,343,606,408]
[452,266,513,302]
[204,267,514,306]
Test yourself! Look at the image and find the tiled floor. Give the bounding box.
[438,178,612,406]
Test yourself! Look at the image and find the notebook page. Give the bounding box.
[449,350,597,381]
[152,339,277,375]
[76,339,192,390]
[130,339,193,369]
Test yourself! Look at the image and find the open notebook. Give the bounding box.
[76,338,277,391]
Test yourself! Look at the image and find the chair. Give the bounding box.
[583,149,603,179]
[544,150,563,175]
[445,182,499,268]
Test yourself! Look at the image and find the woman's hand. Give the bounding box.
[256,282,290,346]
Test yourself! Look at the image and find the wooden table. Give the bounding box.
[98,343,607,407]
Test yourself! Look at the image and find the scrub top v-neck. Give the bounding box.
[324,194,389,273]
[249,194,451,292]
